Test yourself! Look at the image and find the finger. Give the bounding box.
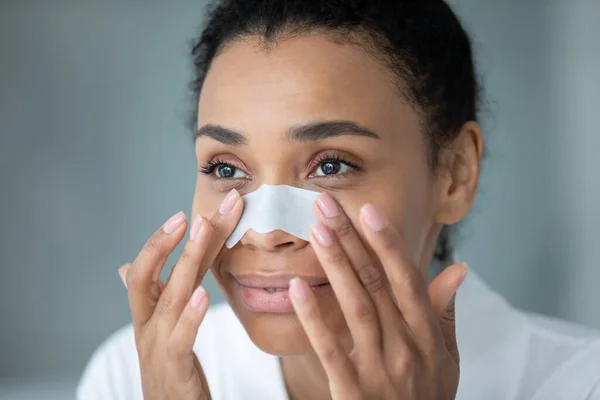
[289,277,360,396]
[314,193,406,344]
[120,263,167,292]
[428,262,468,363]
[309,222,383,362]
[201,188,245,269]
[159,189,243,323]
[165,285,210,397]
[118,264,130,288]
[127,211,187,331]
[358,204,436,335]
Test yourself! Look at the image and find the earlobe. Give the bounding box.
[434,121,483,225]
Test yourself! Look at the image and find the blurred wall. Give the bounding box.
[0,1,598,382]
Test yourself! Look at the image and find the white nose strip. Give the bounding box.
[225,184,320,248]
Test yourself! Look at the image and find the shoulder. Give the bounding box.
[76,323,141,400]
[517,310,600,399]
[76,302,237,400]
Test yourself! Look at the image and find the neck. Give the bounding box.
[280,353,332,400]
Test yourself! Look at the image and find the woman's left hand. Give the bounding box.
[289,192,468,400]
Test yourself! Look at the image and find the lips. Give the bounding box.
[231,273,330,313]
[233,273,329,289]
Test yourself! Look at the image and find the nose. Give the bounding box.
[239,228,309,252]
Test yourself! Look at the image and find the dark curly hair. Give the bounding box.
[189,0,481,264]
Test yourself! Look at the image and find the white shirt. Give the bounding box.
[77,268,600,399]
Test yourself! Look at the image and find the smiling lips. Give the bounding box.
[232,273,331,313]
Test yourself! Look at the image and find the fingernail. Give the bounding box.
[118,266,127,288]
[190,285,207,309]
[219,189,239,215]
[311,222,333,247]
[163,211,186,234]
[316,192,339,218]
[360,203,387,232]
[189,214,204,241]
[289,278,308,302]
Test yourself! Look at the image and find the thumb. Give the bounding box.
[428,262,468,363]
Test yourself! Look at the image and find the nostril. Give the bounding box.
[275,241,295,248]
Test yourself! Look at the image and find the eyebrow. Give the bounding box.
[195,120,380,146]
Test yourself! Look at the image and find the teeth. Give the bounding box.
[264,288,284,293]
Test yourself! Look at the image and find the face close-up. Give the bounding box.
[191,33,476,356]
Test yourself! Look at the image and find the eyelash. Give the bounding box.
[198,153,360,179]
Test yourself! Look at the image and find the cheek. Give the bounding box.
[337,185,432,263]
[191,177,224,218]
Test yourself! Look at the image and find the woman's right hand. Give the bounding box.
[117,189,243,400]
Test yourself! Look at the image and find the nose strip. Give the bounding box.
[225,184,320,248]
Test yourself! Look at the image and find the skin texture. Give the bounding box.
[120,32,483,400]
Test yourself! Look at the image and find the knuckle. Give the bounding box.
[145,234,165,254]
[158,292,177,314]
[332,221,354,239]
[442,301,456,322]
[352,301,377,324]
[404,271,425,299]
[321,342,342,365]
[325,250,346,266]
[166,336,184,362]
[377,227,397,250]
[178,247,194,263]
[390,355,413,378]
[356,262,385,293]
[135,335,154,362]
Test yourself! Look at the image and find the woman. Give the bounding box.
[77,0,600,399]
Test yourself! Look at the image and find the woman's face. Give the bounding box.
[191,34,475,355]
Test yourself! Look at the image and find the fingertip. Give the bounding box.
[289,277,309,303]
[118,264,131,288]
[190,285,209,310]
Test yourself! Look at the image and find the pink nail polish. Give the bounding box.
[190,214,204,241]
[219,189,239,215]
[316,192,340,218]
[311,222,333,247]
[190,286,207,309]
[290,278,308,302]
[360,203,387,232]
[163,211,185,234]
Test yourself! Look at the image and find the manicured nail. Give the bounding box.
[163,211,185,234]
[289,278,308,302]
[311,222,333,247]
[219,189,239,215]
[316,192,340,218]
[190,285,207,309]
[189,214,204,241]
[360,203,387,232]
[118,265,128,288]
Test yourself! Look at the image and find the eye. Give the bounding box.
[199,159,248,179]
[216,164,247,178]
[313,155,359,177]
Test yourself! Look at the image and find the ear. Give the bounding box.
[434,121,484,225]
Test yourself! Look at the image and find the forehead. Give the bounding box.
[197,34,418,142]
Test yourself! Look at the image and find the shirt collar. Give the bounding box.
[446,252,530,398]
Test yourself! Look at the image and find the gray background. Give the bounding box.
[0,1,598,398]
